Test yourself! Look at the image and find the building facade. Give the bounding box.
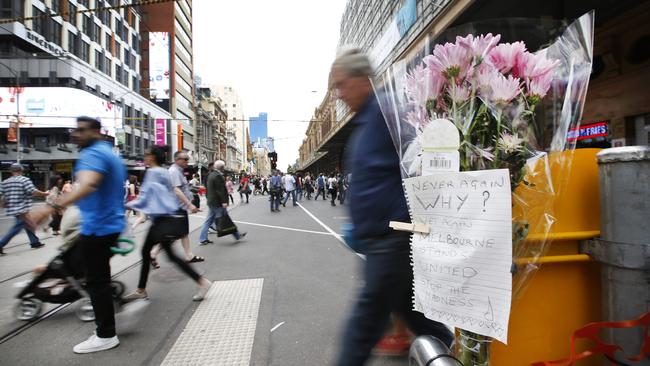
[252,146,271,177]
[139,0,195,156]
[210,85,247,171]
[0,0,171,188]
[194,86,226,171]
[298,0,650,175]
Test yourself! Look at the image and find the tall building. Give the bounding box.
[210,85,247,171]
[249,112,267,144]
[140,0,195,156]
[0,0,171,188]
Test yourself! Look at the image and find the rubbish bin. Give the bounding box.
[583,146,650,365]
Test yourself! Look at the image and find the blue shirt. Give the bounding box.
[346,93,410,240]
[126,167,180,216]
[75,140,126,236]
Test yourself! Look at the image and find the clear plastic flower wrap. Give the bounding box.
[372,12,594,365]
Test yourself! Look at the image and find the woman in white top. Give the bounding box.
[327,173,339,207]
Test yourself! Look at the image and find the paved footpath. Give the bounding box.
[0,193,409,365]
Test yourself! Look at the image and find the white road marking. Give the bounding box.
[234,220,335,236]
[161,278,264,366]
[297,203,365,260]
[270,321,285,333]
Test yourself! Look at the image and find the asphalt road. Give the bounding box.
[0,194,409,365]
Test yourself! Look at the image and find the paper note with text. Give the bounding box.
[403,169,512,343]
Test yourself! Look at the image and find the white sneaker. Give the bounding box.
[192,280,212,301]
[73,333,119,354]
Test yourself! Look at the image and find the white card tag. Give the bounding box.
[422,151,460,174]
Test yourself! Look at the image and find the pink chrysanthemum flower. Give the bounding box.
[425,42,470,80]
[488,41,527,74]
[457,33,501,60]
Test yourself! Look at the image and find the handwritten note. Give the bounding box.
[403,169,512,343]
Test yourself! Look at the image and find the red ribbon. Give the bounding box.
[532,311,650,366]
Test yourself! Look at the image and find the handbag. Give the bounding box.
[216,212,237,237]
[151,211,189,242]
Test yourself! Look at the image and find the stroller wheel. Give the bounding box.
[14,298,43,321]
[110,281,126,299]
[76,298,95,322]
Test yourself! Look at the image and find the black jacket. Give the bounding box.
[206,171,228,207]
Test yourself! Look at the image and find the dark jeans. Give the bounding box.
[192,194,200,209]
[139,217,201,289]
[329,188,338,205]
[337,233,453,366]
[228,194,234,204]
[79,233,120,338]
[283,190,296,206]
[315,187,326,200]
[270,190,282,211]
[49,212,62,231]
[0,215,40,248]
[240,191,250,203]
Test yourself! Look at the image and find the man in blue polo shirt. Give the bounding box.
[28,116,126,354]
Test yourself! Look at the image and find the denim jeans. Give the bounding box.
[283,190,297,206]
[270,191,281,211]
[0,215,40,248]
[199,205,240,242]
[337,232,453,366]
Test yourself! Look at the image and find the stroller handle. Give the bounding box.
[111,238,136,256]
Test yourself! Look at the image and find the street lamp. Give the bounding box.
[0,61,21,164]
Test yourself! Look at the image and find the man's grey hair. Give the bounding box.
[214,160,226,170]
[332,46,374,77]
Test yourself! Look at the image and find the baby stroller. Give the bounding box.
[14,206,135,321]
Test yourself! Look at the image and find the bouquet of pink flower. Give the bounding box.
[373,13,594,365]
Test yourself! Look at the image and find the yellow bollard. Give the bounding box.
[490,148,603,365]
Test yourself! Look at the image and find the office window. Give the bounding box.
[68,2,77,27]
[32,6,44,33]
[132,33,139,53]
[51,0,62,14]
[104,31,110,50]
[52,21,62,46]
[80,41,89,63]
[95,50,101,69]
[116,64,122,82]
[78,0,89,7]
[122,69,129,87]
[115,41,121,60]
[132,75,138,92]
[82,15,90,35]
[68,31,78,54]
[92,23,100,43]
[124,48,130,68]
[130,54,136,71]
[104,56,111,75]
[135,136,141,155]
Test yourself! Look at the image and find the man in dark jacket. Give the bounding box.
[332,48,453,366]
[199,160,245,244]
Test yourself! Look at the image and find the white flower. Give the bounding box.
[497,132,525,154]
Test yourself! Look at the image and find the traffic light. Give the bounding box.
[268,151,278,170]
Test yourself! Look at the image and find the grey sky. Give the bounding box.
[194,1,347,170]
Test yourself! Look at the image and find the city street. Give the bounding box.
[0,194,408,366]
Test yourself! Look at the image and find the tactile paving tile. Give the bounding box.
[161,278,264,366]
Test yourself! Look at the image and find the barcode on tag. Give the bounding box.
[422,151,460,175]
[429,157,452,169]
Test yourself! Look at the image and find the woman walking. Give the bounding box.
[226,176,235,204]
[124,175,138,218]
[124,146,212,302]
[46,176,64,235]
[328,173,338,207]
